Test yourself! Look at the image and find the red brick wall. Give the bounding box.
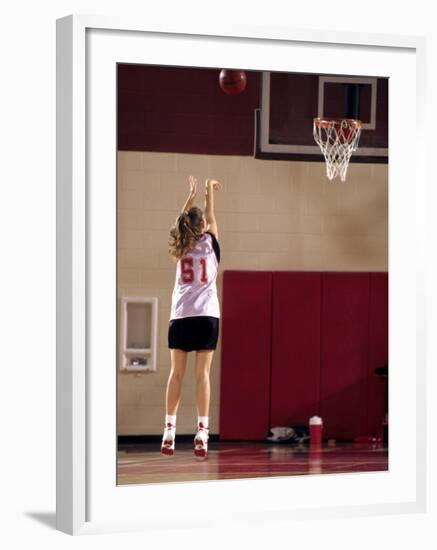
[117,64,261,155]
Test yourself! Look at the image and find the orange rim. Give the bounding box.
[313,117,362,129]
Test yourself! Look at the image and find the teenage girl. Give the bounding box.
[161,176,221,459]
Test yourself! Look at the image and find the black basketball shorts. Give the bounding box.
[168,316,220,352]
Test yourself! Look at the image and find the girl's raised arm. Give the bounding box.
[181,175,197,214]
[204,179,220,239]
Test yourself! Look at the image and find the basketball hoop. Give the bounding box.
[313,118,362,182]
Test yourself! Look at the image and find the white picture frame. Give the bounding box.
[56,14,427,536]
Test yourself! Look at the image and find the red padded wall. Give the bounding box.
[320,273,370,440]
[270,272,321,426]
[220,270,388,441]
[219,271,272,440]
[367,273,388,435]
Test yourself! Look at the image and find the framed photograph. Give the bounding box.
[56,14,427,535]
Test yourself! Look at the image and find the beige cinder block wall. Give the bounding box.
[117,151,388,435]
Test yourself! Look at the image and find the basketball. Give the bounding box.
[219,69,247,95]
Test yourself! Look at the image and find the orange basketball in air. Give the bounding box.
[219,69,247,95]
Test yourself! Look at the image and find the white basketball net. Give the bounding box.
[313,118,362,182]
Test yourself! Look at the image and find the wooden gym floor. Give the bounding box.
[117,441,388,485]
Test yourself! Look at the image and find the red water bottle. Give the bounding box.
[309,416,323,445]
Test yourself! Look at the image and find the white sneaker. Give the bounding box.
[194,422,209,459]
[161,422,176,456]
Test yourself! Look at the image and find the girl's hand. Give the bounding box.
[205,179,221,190]
[188,175,198,197]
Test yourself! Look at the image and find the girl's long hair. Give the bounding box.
[168,206,204,261]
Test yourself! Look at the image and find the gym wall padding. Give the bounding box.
[219,270,388,441]
[320,273,370,439]
[219,271,272,440]
[270,272,322,427]
[367,273,388,434]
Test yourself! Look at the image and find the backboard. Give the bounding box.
[255,71,388,163]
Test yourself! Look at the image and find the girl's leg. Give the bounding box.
[195,350,214,417]
[165,349,188,415]
[194,350,214,459]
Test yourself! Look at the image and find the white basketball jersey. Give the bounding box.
[170,232,220,320]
